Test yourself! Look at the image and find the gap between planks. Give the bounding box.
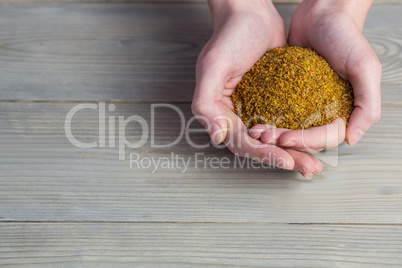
[0,100,400,108]
[2,221,402,226]
[0,1,400,4]
[0,100,193,104]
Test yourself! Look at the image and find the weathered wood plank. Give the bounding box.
[0,4,212,101]
[1,102,401,223]
[0,223,401,267]
[274,0,402,3]
[0,0,399,4]
[0,4,400,102]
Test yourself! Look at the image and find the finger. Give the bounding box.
[222,96,235,110]
[223,88,235,97]
[224,108,295,170]
[224,74,244,91]
[260,128,291,144]
[248,125,290,143]
[311,155,323,174]
[248,124,274,139]
[286,149,323,179]
[346,47,382,146]
[191,99,228,145]
[192,52,231,145]
[278,118,346,152]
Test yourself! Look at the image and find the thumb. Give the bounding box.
[192,58,230,144]
[191,99,228,145]
[346,46,382,146]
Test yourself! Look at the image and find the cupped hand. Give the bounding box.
[191,0,323,177]
[276,0,381,151]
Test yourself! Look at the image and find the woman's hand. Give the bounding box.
[277,0,382,152]
[192,0,323,177]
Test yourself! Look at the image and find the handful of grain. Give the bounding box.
[232,45,354,130]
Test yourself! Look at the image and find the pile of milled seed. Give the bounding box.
[232,45,354,130]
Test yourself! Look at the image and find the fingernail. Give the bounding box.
[211,122,224,144]
[303,168,314,174]
[349,129,364,146]
[281,140,296,147]
[248,129,260,138]
[277,161,291,170]
[282,164,291,170]
[302,173,314,179]
[314,166,323,175]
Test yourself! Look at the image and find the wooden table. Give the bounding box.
[1,1,401,266]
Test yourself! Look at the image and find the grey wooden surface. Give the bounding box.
[0,2,401,267]
[0,4,401,103]
[0,0,400,3]
[1,223,401,267]
[1,103,402,223]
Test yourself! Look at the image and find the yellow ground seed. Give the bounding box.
[232,45,354,130]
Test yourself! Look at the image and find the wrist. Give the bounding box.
[207,0,274,30]
[301,0,373,30]
[208,0,272,12]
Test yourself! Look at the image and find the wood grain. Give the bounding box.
[0,2,401,266]
[0,4,400,102]
[0,223,401,267]
[0,0,400,3]
[1,103,401,223]
[0,4,212,101]
[273,0,402,3]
